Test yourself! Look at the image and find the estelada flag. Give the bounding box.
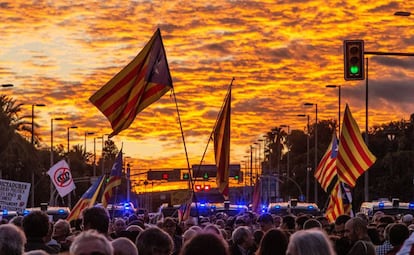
[47,160,76,197]
[101,150,123,208]
[337,104,376,187]
[89,28,172,137]
[314,132,338,191]
[66,175,105,222]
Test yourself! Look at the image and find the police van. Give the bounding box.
[267,199,321,216]
[359,198,414,217]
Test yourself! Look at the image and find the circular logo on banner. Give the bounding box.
[53,167,73,187]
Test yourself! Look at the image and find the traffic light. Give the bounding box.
[344,40,364,80]
[162,172,169,180]
[203,172,209,180]
[183,173,189,180]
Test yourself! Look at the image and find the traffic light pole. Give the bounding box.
[361,50,414,202]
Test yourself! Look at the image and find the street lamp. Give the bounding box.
[326,85,342,134]
[50,117,63,206]
[280,125,290,179]
[29,103,45,207]
[297,114,310,202]
[84,132,95,154]
[304,102,318,204]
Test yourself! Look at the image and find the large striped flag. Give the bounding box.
[337,104,376,187]
[314,132,338,192]
[101,150,123,208]
[66,176,105,222]
[89,28,173,137]
[213,84,232,200]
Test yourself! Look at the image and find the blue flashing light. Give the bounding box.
[200,203,206,207]
[237,205,244,208]
[124,203,130,209]
[307,205,314,210]
[57,209,65,214]
[2,209,8,215]
[23,210,30,215]
[274,205,281,210]
[409,202,414,209]
[261,208,266,213]
[379,202,385,208]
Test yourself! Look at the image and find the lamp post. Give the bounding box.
[84,132,95,154]
[101,134,110,176]
[30,103,45,207]
[280,125,290,179]
[326,85,342,134]
[50,117,63,206]
[298,114,310,202]
[304,102,318,204]
[67,126,78,208]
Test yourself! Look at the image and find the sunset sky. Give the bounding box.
[1,1,414,188]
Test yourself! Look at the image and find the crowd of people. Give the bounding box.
[1,205,414,255]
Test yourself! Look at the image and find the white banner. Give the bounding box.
[47,160,76,197]
[0,179,30,213]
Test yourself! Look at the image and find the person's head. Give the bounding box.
[70,230,113,255]
[113,218,127,234]
[112,237,138,255]
[344,217,368,243]
[256,228,288,255]
[231,226,254,249]
[183,228,198,243]
[334,214,351,237]
[0,223,26,255]
[273,215,283,228]
[402,214,413,226]
[258,213,274,233]
[9,216,24,228]
[295,215,310,230]
[52,219,71,242]
[22,210,50,239]
[389,223,409,247]
[162,217,177,236]
[286,229,335,255]
[303,219,322,230]
[282,215,296,230]
[135,227,173,255]
[82,206,110,235]
[180,232,229,255]
[184,217,197,230]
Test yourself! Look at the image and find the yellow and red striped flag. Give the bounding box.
[213,85,231,200]
[337,104,376,187]
[314,132,338,191]
[89,28,172,137]
[66,175,105,222]
[101,150,123,208]
[325,181,344,223]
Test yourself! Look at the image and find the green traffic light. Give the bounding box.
[203,173,209,179]
[350,65,359,74]
[183,173,189,180]
[234,175,239,180]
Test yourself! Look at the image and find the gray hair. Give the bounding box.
[232,226,251,245]
[0,224,26,255]
[287,229,335,255]
[70,230,113,255]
